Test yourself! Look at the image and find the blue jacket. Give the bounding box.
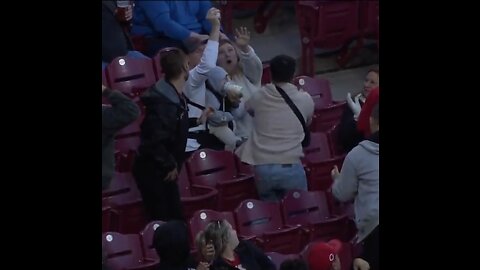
[132,1,212,41]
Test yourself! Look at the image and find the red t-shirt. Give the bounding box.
[224,253,246,269]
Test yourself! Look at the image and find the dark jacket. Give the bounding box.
[338,101,366,153]
[102,89,140,190]
[154,221,198,270]
[212,240,276,270]
[136,80,198,177]
[102,0,133,63]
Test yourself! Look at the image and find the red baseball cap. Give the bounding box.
[307,239,343,270]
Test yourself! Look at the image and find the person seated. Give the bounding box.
[102,0,148,69]
[153,220,213,270]
[132,1,218,57]
[197,219,276,270]
[338,67,379,152]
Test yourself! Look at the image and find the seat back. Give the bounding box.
[293,76,333,109]
[186,149,237,187]
[139,221,165,261]
[105,56,156,98]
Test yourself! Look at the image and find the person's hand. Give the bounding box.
[353,258,370,270]
[224,81,243,104]
[188,32,209,43]
[198,107,215,125]
[347,92,362,119]
[234,27,251,51]
[102,84,107,93]
[206,7,221,27]
[124,5,133,21]
[331,165,340,179]
[164,168,178,181]
[196,261,210,270]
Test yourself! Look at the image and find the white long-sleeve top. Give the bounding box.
[184,40,219,152]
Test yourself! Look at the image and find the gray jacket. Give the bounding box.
[332,138,379,242]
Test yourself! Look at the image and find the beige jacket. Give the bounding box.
[235,82,314,165]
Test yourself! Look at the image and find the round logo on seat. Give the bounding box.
[293,191,300,198]
[200,151,207,159]
[106,234,113,242]
[299,78,305,86]
[118,58,126,65]
[153,223,160,230]
[200,212,207,220]
[247,202,254,209]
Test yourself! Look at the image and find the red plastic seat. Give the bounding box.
[281,189,350,242]
[105,56,156,98]
[293,76,333,109]
[302,132,346,191]
[302,132,334,163]
[325,123,346,157]
[139,221,165,263]
[177,166,219,219]
[234,199,303,254]
[115,113,144,139]
[303,154,345,191]
[185,149,258,211]
[102,232,158,270]
[310,102,347,132]
[114,136,141,172]
[102,172,148,234]
[265,252,300,269]
[102,205,119,233]
[296,1,360,75]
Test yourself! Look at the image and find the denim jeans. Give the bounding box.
[254,163,307,202]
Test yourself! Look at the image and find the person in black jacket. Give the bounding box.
[102,85,140,190]
[132,49,212,221]
[102,0,148,70]
[200,219,276,270]
[338,67,379,152]
[153,220,211,270]
[102,0,134,64]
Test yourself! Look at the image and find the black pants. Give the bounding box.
[361,225,379,270]
[132,158,184,222]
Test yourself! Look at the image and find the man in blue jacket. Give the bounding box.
[132,1,214,57]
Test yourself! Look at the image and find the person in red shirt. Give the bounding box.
[198,220,275,270]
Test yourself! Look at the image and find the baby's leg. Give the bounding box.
[208,124,241,151]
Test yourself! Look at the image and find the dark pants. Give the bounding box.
[361,225,379,270]
[132,157,184,222]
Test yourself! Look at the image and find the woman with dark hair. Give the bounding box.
[338,67,379,152]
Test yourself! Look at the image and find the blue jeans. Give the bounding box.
[254,163,308,202]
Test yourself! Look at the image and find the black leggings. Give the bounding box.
[361,225,379,270]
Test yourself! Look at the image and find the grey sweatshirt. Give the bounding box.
[332,139,379,242]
